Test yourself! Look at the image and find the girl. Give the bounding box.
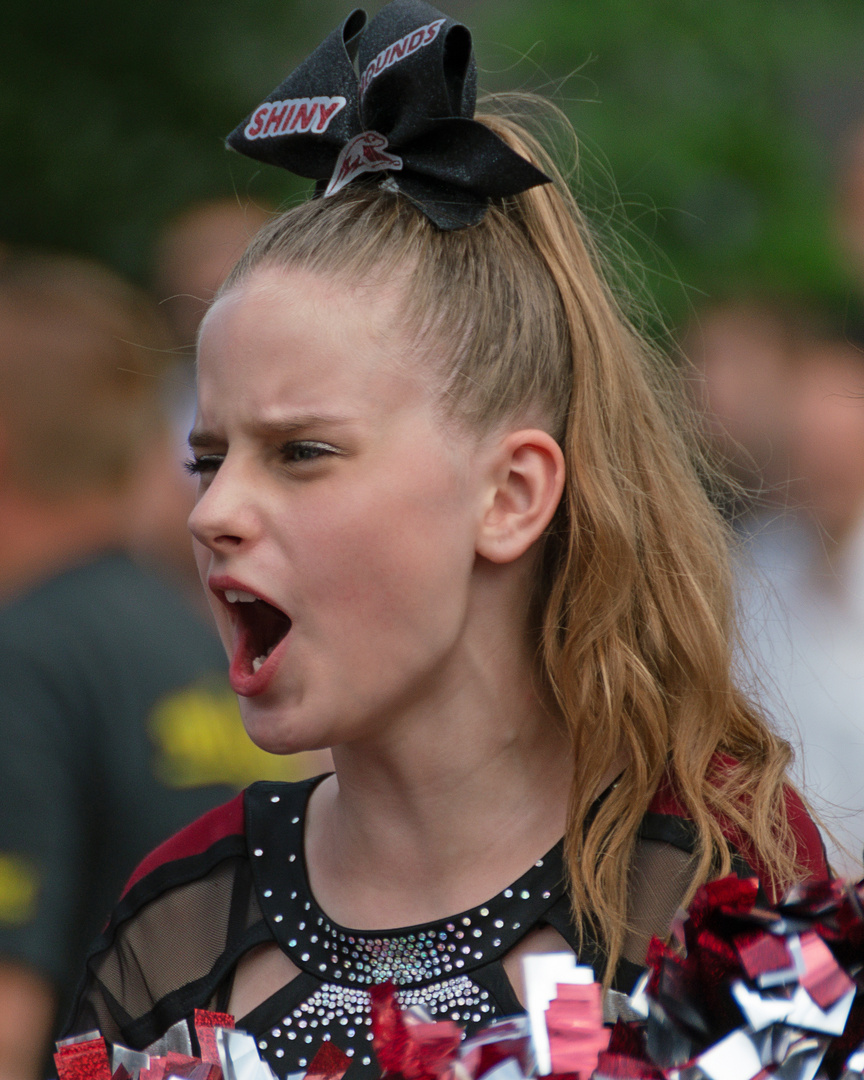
[68,2,827,1075]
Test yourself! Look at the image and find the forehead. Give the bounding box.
[196,266,442,418]
[209,265,405,344]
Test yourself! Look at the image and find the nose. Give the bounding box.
[188,460,259,552]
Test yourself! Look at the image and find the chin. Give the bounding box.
[239,701,331,758]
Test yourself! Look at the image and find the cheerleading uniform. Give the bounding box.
[65,771,826,1080]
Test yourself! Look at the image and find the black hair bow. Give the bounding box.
[226,0,550,230]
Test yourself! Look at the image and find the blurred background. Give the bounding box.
[5,0,864,325]
[4,3,864,1073]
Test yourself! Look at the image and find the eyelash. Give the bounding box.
[184,441,338,475]
[184,455,222,476]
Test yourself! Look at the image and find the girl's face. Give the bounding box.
[189,266,488,754]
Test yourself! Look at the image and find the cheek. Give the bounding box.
[290,464,477,631]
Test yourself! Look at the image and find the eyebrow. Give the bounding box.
[188,414,355,449]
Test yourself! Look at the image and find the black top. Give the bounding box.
[242,778,586,1071]
[67,775,712,1080]
[0,553,243,1030]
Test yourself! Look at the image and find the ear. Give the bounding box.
[475,429,565,564]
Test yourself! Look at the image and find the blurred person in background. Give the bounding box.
[683,297,805,527]
[153,199,272,354]
[128,200,274,603]
[0,250,326,1080]
[835,118,864,290]
[725,329,864,874]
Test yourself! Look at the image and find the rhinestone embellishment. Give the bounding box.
[242,780,574,1080]
[263,978,492,1060]
[249,781,565,992]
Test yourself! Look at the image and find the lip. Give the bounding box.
[208,574,292,697]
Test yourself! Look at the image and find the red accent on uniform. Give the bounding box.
[648,755,828,897]
[121,791,246,896]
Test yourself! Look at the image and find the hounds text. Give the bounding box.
[359,19,446,97]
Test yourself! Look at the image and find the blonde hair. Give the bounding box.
[0,251,174,498]
[222,102,804,979]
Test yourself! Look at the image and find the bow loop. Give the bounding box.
[443,24,477,116]
[357,1,472,141]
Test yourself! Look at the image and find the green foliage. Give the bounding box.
[3,0,864,325]
[0,0,337,278]
[480,0,864,326]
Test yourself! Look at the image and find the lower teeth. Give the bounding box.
[252,643,278,674]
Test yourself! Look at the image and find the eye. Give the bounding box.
[279,440,340,464]
[184,454,224,476]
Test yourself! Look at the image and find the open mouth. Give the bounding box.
[223,589,292,674]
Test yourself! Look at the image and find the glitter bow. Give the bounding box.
[225,0,550,229]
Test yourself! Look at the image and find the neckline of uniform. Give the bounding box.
[246,778,567,987]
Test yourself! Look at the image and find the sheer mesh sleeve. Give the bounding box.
[67,854,267,1048]
[622,837,699,967]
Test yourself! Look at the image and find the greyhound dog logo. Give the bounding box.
[325,131,403,197]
